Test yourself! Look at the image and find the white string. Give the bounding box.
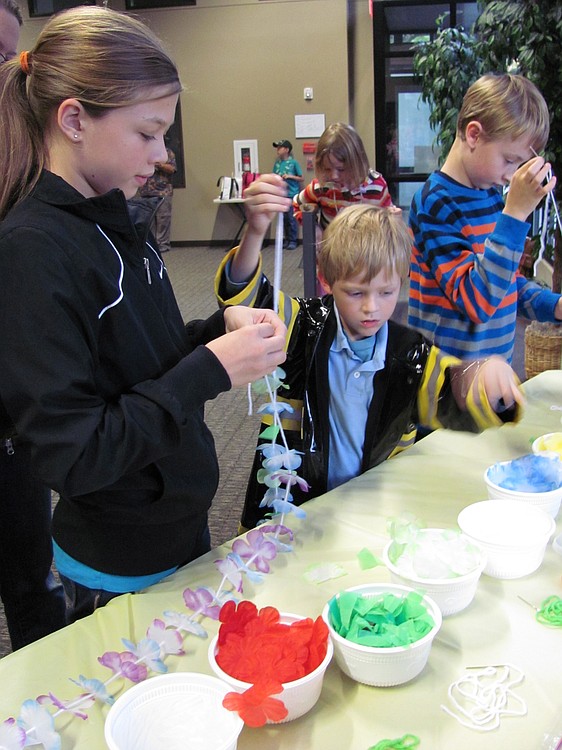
[545,169,562,229]
[273,212,284,314]
[247,382,253,416]
[530,147,560,277]
[441,664,527,732]
[246,211,284,418]
[537,200,550,273]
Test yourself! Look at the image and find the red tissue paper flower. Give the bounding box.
[222,680,288,727]
[216,600,329,727]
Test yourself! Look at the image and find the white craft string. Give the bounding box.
[546,172,562,230]
[247,209,285,417]
[263,212,285,427]
[273,211,284,314]
[247,382,253,415]
[531,146,562,270]
[441,664,527,731]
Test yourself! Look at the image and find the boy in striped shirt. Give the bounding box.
[408,73,562,363]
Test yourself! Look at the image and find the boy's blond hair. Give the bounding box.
[457,73,550,150]
[317,205,411,287]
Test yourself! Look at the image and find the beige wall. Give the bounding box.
[18,0,375,244]
[349,0,376,161]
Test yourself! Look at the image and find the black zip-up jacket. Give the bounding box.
[240,295,437,528]
[216,251,519,529]
[0,171,231,575]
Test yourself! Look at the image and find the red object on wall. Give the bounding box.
[302,142,317,154]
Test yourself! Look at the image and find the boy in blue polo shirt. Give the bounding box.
[272,139,303,249]
[215,174,524,529]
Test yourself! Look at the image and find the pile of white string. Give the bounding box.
[441,664,527,731]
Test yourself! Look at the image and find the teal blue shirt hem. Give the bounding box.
[53,541,177,593]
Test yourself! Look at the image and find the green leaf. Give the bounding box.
[258,424,280,441]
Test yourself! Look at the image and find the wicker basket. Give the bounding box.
[524,321,562,379]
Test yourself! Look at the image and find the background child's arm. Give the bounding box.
[229,174,291,283]
[281,171,304,184]
[293,180,320,224]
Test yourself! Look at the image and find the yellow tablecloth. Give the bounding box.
[1,371,561,749]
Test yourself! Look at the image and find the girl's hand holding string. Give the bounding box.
[206,306,287,388]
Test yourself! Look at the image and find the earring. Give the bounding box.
[73,133,79,139]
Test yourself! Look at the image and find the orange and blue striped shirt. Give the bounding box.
[408,171,559,362]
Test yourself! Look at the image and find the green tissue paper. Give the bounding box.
[328,591,434,648]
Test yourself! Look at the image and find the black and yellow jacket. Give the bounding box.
[216,248,520,529]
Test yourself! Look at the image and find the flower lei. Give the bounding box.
[0,367,310,750]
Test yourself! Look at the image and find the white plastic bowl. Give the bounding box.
[484,463,562,519]
[321,583,442,687]
[104,672,244,750]
[532,432,562,460]
[382,530,485,617]
[457,499,556,579]
[208,613,333,723]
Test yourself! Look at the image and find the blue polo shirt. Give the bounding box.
[327,307,388,490]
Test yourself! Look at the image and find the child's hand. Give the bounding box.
[468,356,525,413]
[243,174,292,235]
[504,156,556,222]
[451,356,524,414]
[229,175,293,282]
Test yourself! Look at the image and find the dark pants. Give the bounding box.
[61,521,212,623]
[284,205,298,244]
[153,193,173,253]
[60,576,121,624]
[0,443,66,650]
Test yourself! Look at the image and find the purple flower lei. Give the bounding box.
[0,369,308,749]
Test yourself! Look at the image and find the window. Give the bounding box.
[27,0,95,18]
[124,0,195,8]
[373,1,479,208]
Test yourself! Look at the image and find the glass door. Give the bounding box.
[373,1,479,209]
